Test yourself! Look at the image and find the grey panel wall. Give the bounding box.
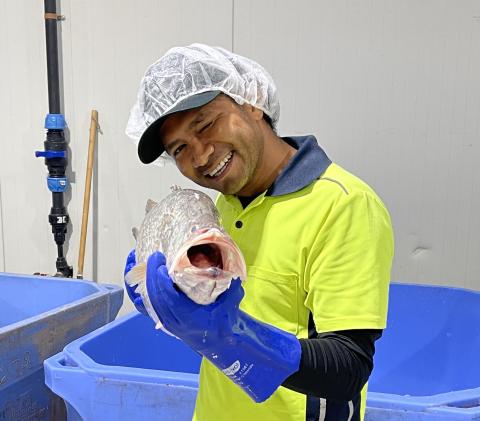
[234,0,480,289]
[0,1,478,317]
[0,181,4,272]
[0,1,51,277]
[0,0,232,316]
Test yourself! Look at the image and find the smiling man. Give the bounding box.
[125,44,394,421]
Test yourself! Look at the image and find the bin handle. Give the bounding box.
[45,352,82,371]
[44,352,85,391]
[43,352,86,399]
[44,353,87,419]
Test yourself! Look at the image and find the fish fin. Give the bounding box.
[132,227,139,240]
[125,262,147,286]
[145,199,158,214]
[170,185,182,192]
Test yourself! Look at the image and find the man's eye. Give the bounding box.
[198,121,213,133]
[173,145,186,156]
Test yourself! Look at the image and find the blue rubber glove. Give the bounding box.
[145,251,302,403]
[123,249,147,316]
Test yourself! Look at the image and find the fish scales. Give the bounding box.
[136,189,221,267]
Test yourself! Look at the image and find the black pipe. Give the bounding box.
[37,0,72,277]
[45,0,61,114]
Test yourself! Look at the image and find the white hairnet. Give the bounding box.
[125,43,280,166]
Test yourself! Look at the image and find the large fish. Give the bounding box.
[125,187,247,329]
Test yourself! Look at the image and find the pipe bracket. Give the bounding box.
[44,13,65,21]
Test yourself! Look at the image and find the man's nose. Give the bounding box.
[192,139,214,169]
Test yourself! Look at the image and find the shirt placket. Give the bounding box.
[225,193,268,245]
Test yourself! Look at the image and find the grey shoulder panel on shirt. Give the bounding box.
[318,176,350,195]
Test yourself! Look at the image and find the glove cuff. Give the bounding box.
[202,310,301,403]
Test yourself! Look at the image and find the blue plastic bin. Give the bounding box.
[0,272,123,420]
[44,283,480,420]
[366,283,480,420]
[45,313,201,420]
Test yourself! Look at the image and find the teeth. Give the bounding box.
[208,152,233,177]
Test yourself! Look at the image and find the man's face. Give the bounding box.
[159,95,266,196]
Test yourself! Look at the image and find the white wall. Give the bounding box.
[0,1,479,316]
[0,180,5,272]
[233,0,480,290]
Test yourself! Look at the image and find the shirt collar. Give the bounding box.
[267,135,331,196]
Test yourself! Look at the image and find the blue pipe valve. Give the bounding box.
[47,177,68,193]
[35,150,68,192]
[44,113,66,130]
[35,150,66,159]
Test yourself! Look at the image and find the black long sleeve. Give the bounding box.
[282,329,382,402]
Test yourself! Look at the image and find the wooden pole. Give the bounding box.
[77,110,98,280]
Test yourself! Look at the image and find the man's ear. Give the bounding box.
[243,104,264,121]
[252,107,264,121]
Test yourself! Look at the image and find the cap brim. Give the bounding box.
[137,91,221,164]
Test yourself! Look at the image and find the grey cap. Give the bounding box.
[137,91,220,164]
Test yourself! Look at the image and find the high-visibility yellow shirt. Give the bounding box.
[193,136,394,421]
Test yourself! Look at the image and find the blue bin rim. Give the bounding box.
[57,312,199,388]
[0,271,121,334]
[368,388,480,412]
[368,282,480,415]
[389,281,480,295]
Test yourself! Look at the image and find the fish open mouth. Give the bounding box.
[172,228,246,285]
[187,243,224,269]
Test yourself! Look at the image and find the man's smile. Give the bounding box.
[205,151,234,179]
